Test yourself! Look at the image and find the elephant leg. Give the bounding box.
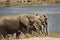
[26,27,29,34]
[45,22,48,35]
[43,25,48,35]
[0,31,2,40]
[43,25,45,34]
[22,30,29,37]
[39,25,43,34]
[35,27,40,35]
[43,21,48,35]
[16,32,20,39]
[2,31,6,39]
[45,25,48,35]
[2,31,7,40]
[34,24,39,33]
[11,33,14,36]
[42,22,47,35]
[35,23,42,35]
[28,28,32,34]
[21,28,28,37]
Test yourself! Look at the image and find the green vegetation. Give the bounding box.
[0,0,60,7]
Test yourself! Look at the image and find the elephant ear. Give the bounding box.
[29,20,34,26]
[29,16,35,23]
[29,19,34,23]
[29,18,34,25]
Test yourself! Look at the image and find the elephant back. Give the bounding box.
[1,16,19,30]
[19,14,30,27]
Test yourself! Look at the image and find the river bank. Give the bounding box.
[0,0,60,7]
[1,33,60,40]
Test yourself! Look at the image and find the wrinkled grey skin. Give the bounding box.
[28,15,43,34]
[35,14,48,35]
[19,14,41,33]
[18,14,36,34]
[0,16,28,40]
[18,14,43,34]
[0,16,21,40]
[18,14,32,34]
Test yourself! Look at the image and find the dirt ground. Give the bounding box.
[14,37,60,40]
[1,37,60,40]
[1,33,60,40]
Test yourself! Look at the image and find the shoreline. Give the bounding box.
[0,4,60,7]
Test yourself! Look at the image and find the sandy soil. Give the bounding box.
[17,37,60,40]
[1,33,60,40]
[1,37,60,40]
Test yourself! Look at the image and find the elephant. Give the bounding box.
[0,16,21,39]
[35,13,48,35]
[18,14,43,35]
[17,14,35,34]
[0,16,29,40]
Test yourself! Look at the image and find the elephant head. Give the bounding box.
[28,16,43,34]
[35,13,48,35]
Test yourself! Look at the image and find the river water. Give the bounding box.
[0,4,60,33]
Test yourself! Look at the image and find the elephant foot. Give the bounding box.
[45,33,48,35]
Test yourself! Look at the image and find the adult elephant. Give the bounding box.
[18,14,43,35]
[0,16,21,39]
[35,14,48,35]
[0,16,28,40]
[17,14,34,34]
